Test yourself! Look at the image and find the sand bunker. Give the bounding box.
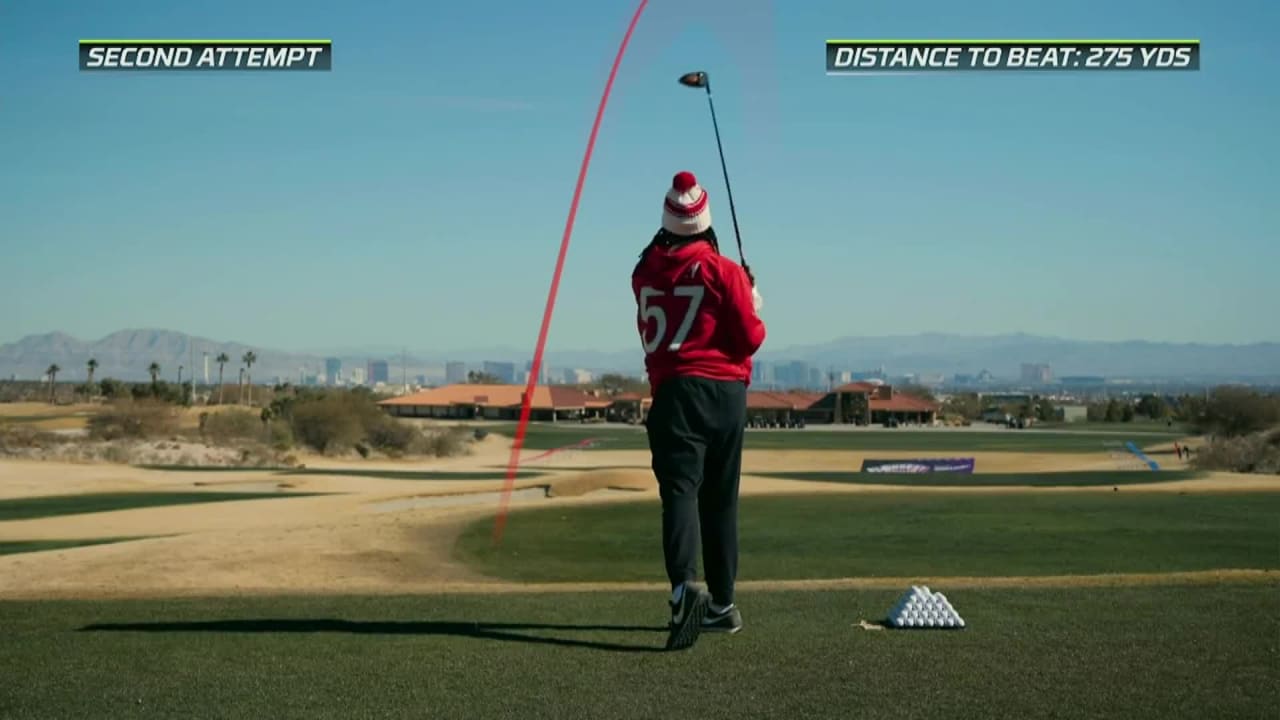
[544,469,653,497]
[368,487,548,512]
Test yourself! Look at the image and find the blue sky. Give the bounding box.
[1,0,1275,355]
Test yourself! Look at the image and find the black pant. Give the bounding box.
[646,375,747,607]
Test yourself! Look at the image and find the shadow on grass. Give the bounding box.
[79,618,667,653]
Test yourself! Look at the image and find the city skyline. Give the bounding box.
[10,325,1280,389]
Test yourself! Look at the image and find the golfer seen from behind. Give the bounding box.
[632,171,766,651]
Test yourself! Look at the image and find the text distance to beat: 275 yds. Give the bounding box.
[827,42,1199,72]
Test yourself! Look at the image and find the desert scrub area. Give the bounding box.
[1187,387,1280,474]
[0,389,474,468]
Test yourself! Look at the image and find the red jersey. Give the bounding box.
[632,238,766,394]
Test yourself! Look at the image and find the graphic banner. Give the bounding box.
[861,458,976,474]
[826,40,1199,74]
[80,40,332,71]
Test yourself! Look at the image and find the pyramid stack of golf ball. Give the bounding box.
[888,586,965,629]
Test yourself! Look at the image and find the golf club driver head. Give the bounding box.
[678,71,708,89]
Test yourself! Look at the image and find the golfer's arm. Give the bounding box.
[721,266,765,355]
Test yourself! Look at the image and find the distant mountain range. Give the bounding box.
[1,329,1278,384]
[762,333,1280,381]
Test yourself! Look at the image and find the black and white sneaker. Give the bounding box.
[702,604,743,634]
[665,583,711,651]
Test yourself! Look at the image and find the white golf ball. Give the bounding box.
[957,618,966,628]
[926,618,937,628]
[893,617,906,628]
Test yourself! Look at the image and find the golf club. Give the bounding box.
[678,70,748,275]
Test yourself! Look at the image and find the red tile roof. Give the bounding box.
[747,391,826,410]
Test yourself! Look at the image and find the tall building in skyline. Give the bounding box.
[774,360,812,389]
[1021,363,1053,385]
[853,366,887,381]
[349,367,366,386]
[445,361,467,384]
[324,358,342,386]
[367,360,390,384]
[808,366,823,389]
[524,360,548,385]
[562,368,594,385]
[483,361,516,384]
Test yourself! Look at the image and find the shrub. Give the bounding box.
[1195,388,1280,438]
[0,424,35,450]
[102,443,133,464]
[1192,427,1280,474]
[201,409,262,444]
[366,416,421,456]
[283,391,472,457]
[98,378,127,399]
[425,427,471,458]
[87,401,180,441]
[289,396,366,453]
[268,421,294,451]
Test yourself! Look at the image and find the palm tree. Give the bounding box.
[148,362,161,392]
[215,353,230,405]
[46,364,60,404]
[177,365,184,386]
[242,351,257,405]
[86,358,98,398]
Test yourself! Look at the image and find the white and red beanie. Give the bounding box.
[661,171,712,236]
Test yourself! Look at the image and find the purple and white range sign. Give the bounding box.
[861,458,976,474]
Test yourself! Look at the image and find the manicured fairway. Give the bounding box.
[0,492,323,523]
[759,470,1201,487]
[1,585,1274,719]
[492,424,1184,452]
[456,492,1280,583]
[0,537,148,556]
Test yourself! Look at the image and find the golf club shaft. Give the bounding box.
[704,87,746,269]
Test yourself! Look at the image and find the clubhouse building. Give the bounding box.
[379,381,937,426]
[740,383,938,426]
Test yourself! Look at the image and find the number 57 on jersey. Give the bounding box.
[638,285,705,354]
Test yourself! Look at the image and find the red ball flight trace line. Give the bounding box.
[492,0,650,546]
